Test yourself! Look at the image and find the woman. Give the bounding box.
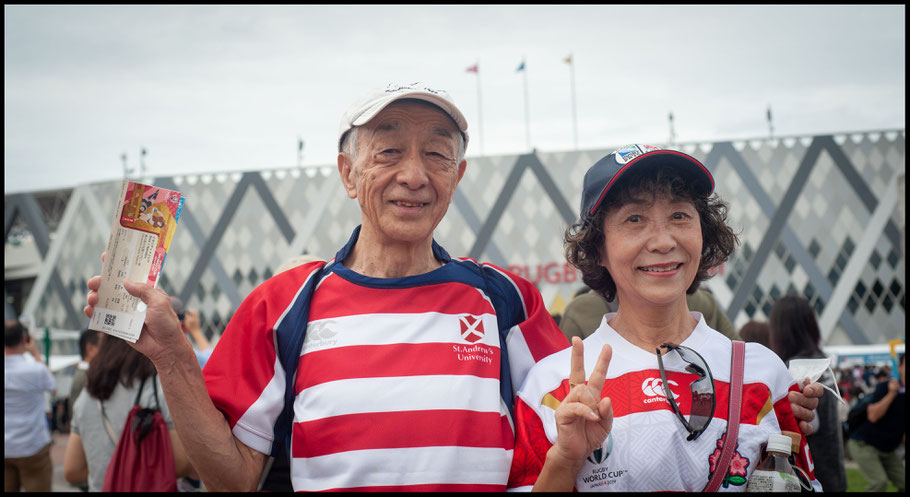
[769,295,847,492]
[506,144,822,492]
[62,334,196,491]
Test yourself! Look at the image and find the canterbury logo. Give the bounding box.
[305,320,337,343]
[641,377,680,399]
[459,315,484,343]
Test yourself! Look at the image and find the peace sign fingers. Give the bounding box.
[587,342,613,395]
[551,337,615,467]
[568,337,613,393]
[569,336,587,388]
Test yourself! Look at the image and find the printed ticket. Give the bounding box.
[88,180,184,342]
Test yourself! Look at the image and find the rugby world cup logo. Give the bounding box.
[587,432,613,465]
[459,315,484,343]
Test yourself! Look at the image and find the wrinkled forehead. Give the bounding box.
[365,99,460,138]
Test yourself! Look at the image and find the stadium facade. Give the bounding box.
[5,130,905,354]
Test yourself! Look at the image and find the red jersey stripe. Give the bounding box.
[296,343,501,392]
[292,410,514,458]
[544,370,774,424]
[308,277,495,321]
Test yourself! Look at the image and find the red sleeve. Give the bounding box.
[203,262,322,429]
[506,268,572,362]
[508,397,552,490]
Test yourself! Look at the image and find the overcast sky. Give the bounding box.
[4,4,905,193]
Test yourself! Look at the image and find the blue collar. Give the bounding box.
[331,225,453,266]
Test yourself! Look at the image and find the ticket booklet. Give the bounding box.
[88,180,184,342]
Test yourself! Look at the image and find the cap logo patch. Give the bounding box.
[614,144,643,164]
[614,144,663,164]
[385,82,444,96]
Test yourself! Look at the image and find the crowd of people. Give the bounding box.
[727,295,904,493]
[5,82,904,492]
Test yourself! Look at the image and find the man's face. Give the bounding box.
[338,100,466,247]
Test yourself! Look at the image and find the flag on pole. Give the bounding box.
[516,59,526,72]
[466,63,478,73]
[563,55,572,64]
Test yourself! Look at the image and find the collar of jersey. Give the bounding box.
[329,225,458,288]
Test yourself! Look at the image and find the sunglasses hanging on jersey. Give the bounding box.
[656,342,717,441]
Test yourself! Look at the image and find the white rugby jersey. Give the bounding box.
[203,227,569,491]
[507,313,823,492]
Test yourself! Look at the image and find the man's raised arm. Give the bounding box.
[85,273,267,491]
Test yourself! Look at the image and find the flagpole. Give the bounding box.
[522,57,530,151]
[476,61,484,156]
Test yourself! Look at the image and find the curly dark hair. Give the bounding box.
[564,164,739,302]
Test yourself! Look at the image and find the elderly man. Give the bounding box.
[84,83,569,491]
[85,83,821,491]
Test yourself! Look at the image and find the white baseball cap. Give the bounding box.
[337,82,469,152]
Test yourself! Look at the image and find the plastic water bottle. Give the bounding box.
[745,433,802,492]
[781,430,814,492]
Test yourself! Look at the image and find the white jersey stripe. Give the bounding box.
[291,446,513,491]
[232,353,287,454]
[505,324,536,396]
[303,311,499,354]
[294,375,503,423]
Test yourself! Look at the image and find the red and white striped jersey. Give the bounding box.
[203,229,569,491]
[507,313,823,492]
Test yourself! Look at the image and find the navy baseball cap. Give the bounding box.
[579,144,714,222]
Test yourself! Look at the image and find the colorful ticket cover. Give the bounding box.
[89,180,184,342]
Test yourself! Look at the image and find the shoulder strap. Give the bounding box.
[133,375,148,406]
[150,373,161,411]
[705,340,745,492]
[99,399,118,445]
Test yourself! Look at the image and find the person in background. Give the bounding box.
[63,332,196,491]
[4,319,56,492]
[559,285,738,343]
[66,328,102,491]
[847,353,905,492]
[68,329,102,417]
[873,367,891,385]
[169,297,213,369]
[275,254,323,275]
[737,319,770,348]
[768,294,846,492]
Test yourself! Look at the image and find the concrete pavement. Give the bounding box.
[49,432,84,492]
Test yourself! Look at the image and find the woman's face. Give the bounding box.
[600,192,702,309]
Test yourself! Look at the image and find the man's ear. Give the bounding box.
[337,153,358,199]
[456,159,467,184]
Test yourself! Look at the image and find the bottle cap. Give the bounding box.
[781,430,801,453]
[767,433,793,455]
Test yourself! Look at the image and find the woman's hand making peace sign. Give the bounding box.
[533,337,614,491]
